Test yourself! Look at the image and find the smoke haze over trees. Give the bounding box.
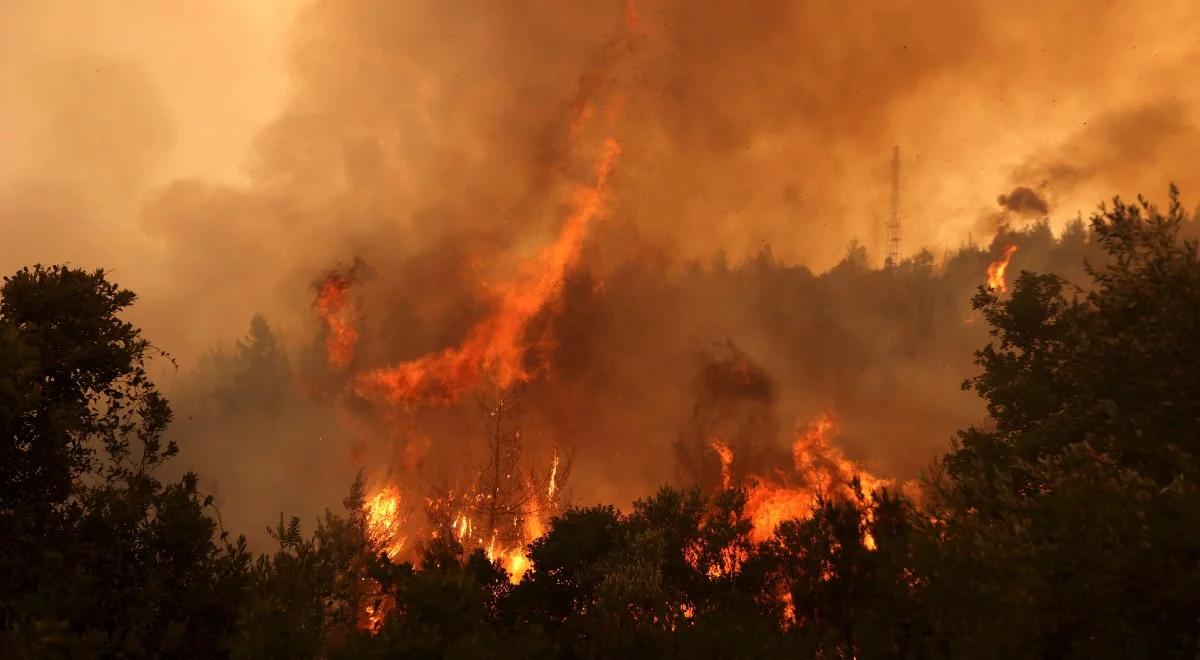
[3,191,1200,656]
[5,0,1200,655]
[163,213,1117,544]
[5,0,1200,536]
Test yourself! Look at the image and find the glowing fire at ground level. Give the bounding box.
[360,409,887,611]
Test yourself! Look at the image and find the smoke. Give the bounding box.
[4,0,1200,544]
[997,186,1049,216]
[1011,101,1199,204]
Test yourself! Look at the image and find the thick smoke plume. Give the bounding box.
[4,0,1200,544]
[997,186,1049,216]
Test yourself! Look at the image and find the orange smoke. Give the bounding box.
[315,272,358,369]
[986,244,1019,292]
[354,138,622,407]
[624,0,641,33]
[741,412,889,544]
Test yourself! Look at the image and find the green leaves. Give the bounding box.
[931,185,1200,656]
[0,265,250,658]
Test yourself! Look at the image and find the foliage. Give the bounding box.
[0,265,249,659]
[233,478,371,658]
[3,186,1200,656]
[929,186,1200,657]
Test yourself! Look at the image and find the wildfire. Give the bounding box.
[364,485,408,560]
[488,543,534,584]
[986,244,1019,292]
[360,484,409,633]
[421,472,553,586]
[711,439,733,489]
[547,449,560,499]
[780,591,796,627]
[741,412,889,544]
[353,138,622,407]
[452,512,473,542]
[315,272,358,369]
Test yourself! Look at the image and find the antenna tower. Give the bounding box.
[887,145,902,264]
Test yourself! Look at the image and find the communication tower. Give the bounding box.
[887,145,902,264]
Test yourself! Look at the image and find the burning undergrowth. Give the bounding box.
[674,344,890,547]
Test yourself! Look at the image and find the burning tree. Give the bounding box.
[405,388,569,585]
[475,394,537,550]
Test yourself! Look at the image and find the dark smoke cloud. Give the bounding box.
[997,186,1049,216]
[1012,101,1199,207]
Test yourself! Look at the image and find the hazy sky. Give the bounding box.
[1,0,299,184]
[2,0,1198,361]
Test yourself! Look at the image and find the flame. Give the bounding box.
[711,438,733,489]
[986,244,1019,292]
[354,138,622,407]
[500,482,552,584]
[547,448,560,500]
[315,272,358,369]
[506,550,531,583]
[452,512,473,542]
[360,484,408,633]
[423,473,553,586]
[525,513,545,543]
[742,412,889,544]
[687,412,883,585]
[364,485,408,560]
[864,532,878,551]
[484,534,535,584]
[347,23,632,628]
[780,591,796,627]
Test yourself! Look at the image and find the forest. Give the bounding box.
[3,189,1200,658]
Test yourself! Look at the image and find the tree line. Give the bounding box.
[2,189,1199,657]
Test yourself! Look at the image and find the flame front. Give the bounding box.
[986,244,1019,292]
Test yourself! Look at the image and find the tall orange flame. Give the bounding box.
[315,273,357,369]
[711,438,734,489]
[547,448,560,500]
[986,244,1019,292]
[360,484,408,633]
[354,138,622,407]
[364,484,408,560]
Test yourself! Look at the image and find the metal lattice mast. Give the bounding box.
[887,145,902,264]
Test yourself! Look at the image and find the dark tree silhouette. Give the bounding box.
[0,265,250,658]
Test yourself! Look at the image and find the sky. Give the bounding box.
[3,0,1198,360]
